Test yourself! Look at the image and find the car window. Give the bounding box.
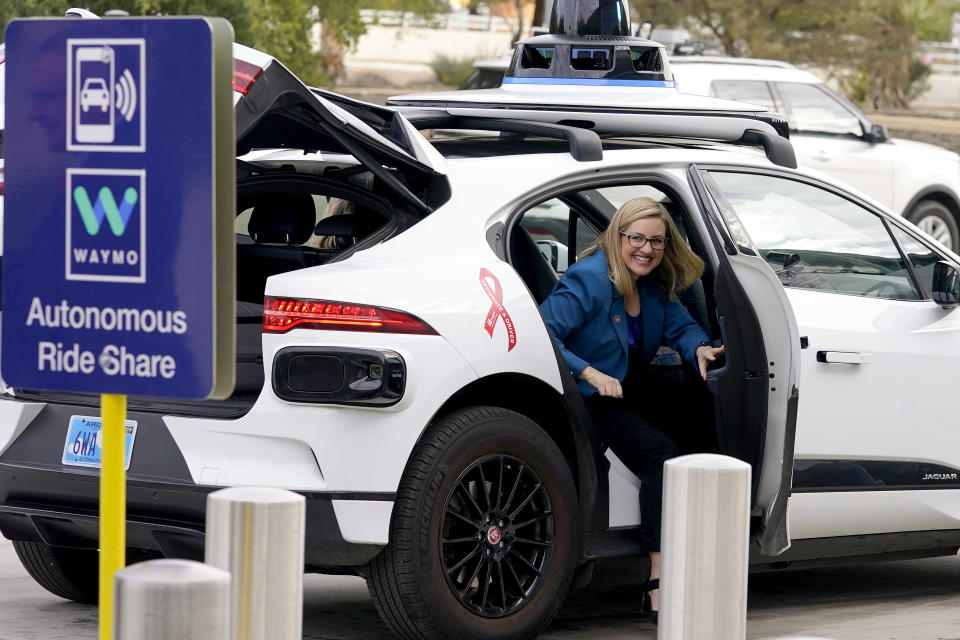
[890,225,942,298]
[705,171,921,301]
[777,82,862,136]
[710,80,777,112]
[520,198,602,273]
[236,194,329,242]
[520,198,574,272]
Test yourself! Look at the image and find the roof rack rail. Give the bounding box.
[397,106,797,169]
[402,112,604,162]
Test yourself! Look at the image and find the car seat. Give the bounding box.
[311,208,382,249]
[247,193,317,245]
[236,192,322,303]
[668,208,711,333]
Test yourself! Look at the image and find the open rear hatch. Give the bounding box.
[11,44,450,416]
[233,43,449,213]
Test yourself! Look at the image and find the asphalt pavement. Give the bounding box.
[1,537,958,639]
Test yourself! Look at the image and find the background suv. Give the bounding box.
[669,56,960,251]
[458,51,960,252]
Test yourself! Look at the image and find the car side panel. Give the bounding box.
[790,490,960,540]
[166,331,479,493]
[787,289,960,538]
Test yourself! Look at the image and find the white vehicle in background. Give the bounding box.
[669,56,960,251]
[459,51,512,90]
[455,46,960,253]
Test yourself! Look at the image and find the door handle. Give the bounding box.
[812,150,831,162]
[816,351,870,364]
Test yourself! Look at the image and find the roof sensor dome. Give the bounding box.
[548,0,631,36]
[502,0,673,88]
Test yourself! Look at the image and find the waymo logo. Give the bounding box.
[67,169,146,283]
[73,185,139,236]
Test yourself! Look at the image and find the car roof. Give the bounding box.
[669,55,799,69]
[439,141,779,182]
[669,56,822,93]
[472,51,512,71]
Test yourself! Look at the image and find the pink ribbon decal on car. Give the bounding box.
[479,268,517,352]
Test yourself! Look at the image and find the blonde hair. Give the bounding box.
[581,196,704,301]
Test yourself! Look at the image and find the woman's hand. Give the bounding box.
[579,366,623,398]
[696,344,725,381]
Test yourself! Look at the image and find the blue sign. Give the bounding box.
[2,18,235,399]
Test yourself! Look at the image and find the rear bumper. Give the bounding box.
[0,395,387,570]
[0,464,387,570]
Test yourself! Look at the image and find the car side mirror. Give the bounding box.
[864,123,888,143]
[932,261,960,308]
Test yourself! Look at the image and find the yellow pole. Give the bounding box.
[99,393,127,640]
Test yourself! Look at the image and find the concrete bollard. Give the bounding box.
[205,487,306,640]
[659,454,752,640]
[114,559,230,640]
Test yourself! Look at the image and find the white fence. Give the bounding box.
[919,41,960,74]
[358,9,518,33]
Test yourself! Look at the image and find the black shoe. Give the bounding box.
[642,578,659,625]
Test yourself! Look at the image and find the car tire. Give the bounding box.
[906,200,959,251]
[12,540,99,604]
[366,406,579,640]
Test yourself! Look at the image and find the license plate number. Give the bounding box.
[62,415,137,470]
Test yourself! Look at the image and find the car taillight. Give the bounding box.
[233,59,263,95]
[263,297,438,335]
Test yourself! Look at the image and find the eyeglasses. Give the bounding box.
[620,231,668,250]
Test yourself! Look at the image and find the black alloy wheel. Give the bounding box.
[365,406,579,640]
[440,453,555,618]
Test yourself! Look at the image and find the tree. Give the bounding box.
[629,0,956,108]
[512,0,533,42]
[533,0,549,29]
[1,0,438,86]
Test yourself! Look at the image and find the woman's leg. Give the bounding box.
[649,550,660,611]
[588,396,679,552]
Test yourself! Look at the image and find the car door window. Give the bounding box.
[890,225,942,298]
[710,80,777,112]
[705,171,921,300]
[520,198,575,272]
[777,82,862,136]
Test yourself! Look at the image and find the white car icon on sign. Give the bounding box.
[80,77,110,112]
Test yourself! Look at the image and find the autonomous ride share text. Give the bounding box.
[26,297,190,379]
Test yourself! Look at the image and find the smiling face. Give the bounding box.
[619,216,667,278]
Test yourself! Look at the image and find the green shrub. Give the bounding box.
[430,53,478,87]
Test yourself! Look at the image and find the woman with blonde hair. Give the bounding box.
[539,196,724,625]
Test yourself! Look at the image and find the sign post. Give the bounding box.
[2,17,236,639]
[100,393,126,639]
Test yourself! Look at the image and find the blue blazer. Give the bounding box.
[540,250,710,397]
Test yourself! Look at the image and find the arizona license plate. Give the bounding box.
[62,415,137,470]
